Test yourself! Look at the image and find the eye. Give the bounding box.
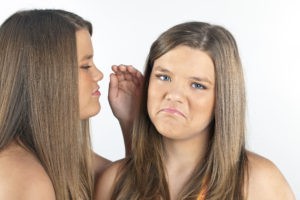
[80,65,91,70]
[156,74,171,82]
[191,82,206,89]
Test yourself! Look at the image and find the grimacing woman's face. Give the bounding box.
[147,45,215,141]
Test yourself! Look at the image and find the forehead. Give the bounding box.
[76,29,93,62]
[153,46,215,79]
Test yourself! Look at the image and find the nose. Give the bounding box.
[93,66,103,82]
[165,82,185,103]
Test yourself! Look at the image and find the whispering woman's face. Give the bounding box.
[77,29,103,120]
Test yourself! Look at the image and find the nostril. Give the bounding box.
[165,92,183,103]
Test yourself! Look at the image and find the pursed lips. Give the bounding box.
[92,86,100,96]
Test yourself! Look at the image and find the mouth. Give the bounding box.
[159,108,186,118]
[92,86,101,96]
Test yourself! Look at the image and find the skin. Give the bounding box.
[246,152,296,199]
[93,63,144,178]
[148,46,215,141]
[0,28,143,199]
[148,46,215,199]
[108,64,144,156]
[77,29,104,119]
[77,28,144,182]
[0,141,56,200]
[94,46,295,200]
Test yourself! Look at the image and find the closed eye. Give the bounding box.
[191,82,206,89]
[80,65,92,70]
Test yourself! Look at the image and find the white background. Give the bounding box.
[1,0,299,197]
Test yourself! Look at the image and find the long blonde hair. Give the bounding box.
[0,9,93,199]
[112,22,248,199]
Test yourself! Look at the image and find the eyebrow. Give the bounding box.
[153,66,170,73]
[190,76,213,85]
[79,54,93,62]
[153,66,214,85]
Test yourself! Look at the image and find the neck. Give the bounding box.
[164,131,209,172]
[163,132,209,200]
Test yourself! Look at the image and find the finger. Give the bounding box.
[116,72,126,81]
[124,73,133,81]
[126,65,135,73]
[111,65,118,73]
[111,64,125,73]
[128,66,143,79]
[118,64,128,72]
[112,65,143,84]
[108,73,118,99]
[126,65,140,76]
[115,65,135,81]
[131,75,140,86]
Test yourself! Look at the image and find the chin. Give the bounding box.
[90,106,101,117]
[80,105,101,119]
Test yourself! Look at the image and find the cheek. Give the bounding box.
[78,83,85,104]
[197,94,215,120]
[78,72,89,92]
[78,74,90,106]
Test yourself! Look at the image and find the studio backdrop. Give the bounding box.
[1,0,299,197]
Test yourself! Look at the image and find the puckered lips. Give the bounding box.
[92,86,101,97]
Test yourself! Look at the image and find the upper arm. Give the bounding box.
[0,148,56,200]
[0,179,56,200]
[0,164,56,200]
[22,178,56,200]
[94,161,122,200]
[247,152,296,200]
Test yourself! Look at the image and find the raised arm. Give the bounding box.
[108,64,143,156]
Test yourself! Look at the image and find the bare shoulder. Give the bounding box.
[246,151,295,200]
[93,152,111,180]
[94,159,124,200]
[0,143,55,200]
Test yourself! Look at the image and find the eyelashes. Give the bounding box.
[80,65,91,70]
[191,82,206,89]
[156,74,171,81]
[154,73,207,90]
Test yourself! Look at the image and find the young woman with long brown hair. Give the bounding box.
[0,9,142,199]
[95,21,295,199]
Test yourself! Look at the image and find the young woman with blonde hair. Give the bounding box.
[95,21,295,199]
[0,9,142,199]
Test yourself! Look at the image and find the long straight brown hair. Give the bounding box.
[0,9,94,199]
[111,22,248,199]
